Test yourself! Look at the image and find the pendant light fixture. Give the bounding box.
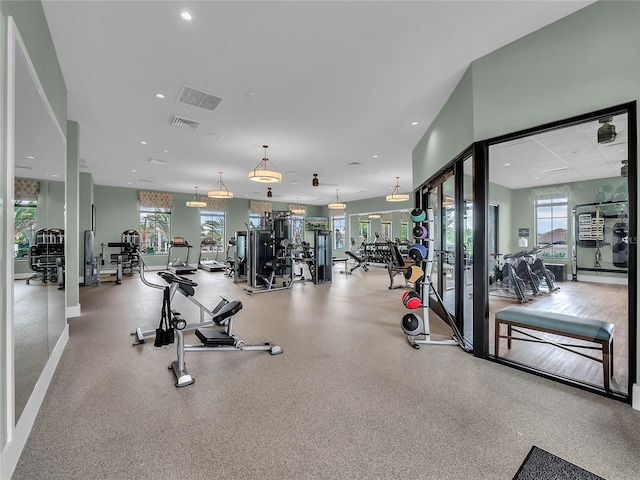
[267,187,273,198]
[186,187,207,208]
[208,171,234,198]
[328,189,346,210]
[386,176,410,202]
[291,198,306,215]
[312,173,319,187]
[248,145,282,183]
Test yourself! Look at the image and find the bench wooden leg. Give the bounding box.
[507,324,512,349]
[494,320,500,358]
[602,340,611,391]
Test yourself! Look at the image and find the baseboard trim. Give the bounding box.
[0,325,69,480]
[633,384,640,411]
[66,303,81,319]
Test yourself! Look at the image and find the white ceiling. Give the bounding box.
[488,114,629,190]
[39,0,596,205]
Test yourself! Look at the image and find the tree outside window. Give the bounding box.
[14,201,37,258]
[139,207,171,254]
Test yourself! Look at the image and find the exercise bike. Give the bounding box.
[525,244,559,292]
[488,253,529,303]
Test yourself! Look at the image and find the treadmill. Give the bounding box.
[167,237,198,274]
[198,237,225,272]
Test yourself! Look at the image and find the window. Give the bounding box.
[14,200,37,258]
[249,213,263,229]
[333,216,345,250]
[382,221,392,242]
[358,220,370,246]
[201,210,225,252]
[400,222,408,242]
[291,215,304,244]
[201,210,225,255]
[139,207,171,254]
[535,197,568,258]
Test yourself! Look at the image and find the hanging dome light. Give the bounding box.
[291,198,306,215]
[208,171,234,198]
[328,189,346,210]
[248,145,282,183]
[386,176,410,202]
[186,187,207,208]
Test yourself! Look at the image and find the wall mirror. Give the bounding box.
[348,209,411,251]
[9,18,66,425]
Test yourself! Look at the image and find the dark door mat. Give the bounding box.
[513,446,605,480]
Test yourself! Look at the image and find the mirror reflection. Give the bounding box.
[12,25,66,423]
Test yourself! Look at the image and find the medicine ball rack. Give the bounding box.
[400,208,471,351]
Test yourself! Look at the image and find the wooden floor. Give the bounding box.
[488,280,629,394]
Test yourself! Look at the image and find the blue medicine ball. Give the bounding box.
[408,243,428,262]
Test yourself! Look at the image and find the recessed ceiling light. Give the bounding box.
[140,141,147,145]
[504,163,510,166]
[155,93,165,99]
[27,155,35,159]
[411,121,419,126]
[372,155,378,158]
[131,169,137,173]
[180,11,192,21]
[619,148,626,153]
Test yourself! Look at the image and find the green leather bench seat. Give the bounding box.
[494,306,614,391]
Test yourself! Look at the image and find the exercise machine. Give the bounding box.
[341,238,369,274]
[572,200,629,279]
[233,231,248,283]
[132,254,229,345]
[27,227,65,288]
[400,208,471,351]
[167,237,197,274]
[488,253,528,303]
[133,254,282,387]
[84,229,140,286]
[198,237,226,272]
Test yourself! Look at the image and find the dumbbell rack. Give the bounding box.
[402,208,460,349]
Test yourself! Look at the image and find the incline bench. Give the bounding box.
[494,306,614,390]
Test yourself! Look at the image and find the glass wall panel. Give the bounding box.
[488,111,631,396]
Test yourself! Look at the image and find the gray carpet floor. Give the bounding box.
[11,266,640,479]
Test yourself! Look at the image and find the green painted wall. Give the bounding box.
[472,1,640,140]
[413,66,474,187]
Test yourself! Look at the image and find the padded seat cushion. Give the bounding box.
[495,306,613,341]
[195,327,236,346]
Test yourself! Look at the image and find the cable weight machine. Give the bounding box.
[400,208,471,351]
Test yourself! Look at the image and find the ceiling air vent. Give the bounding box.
[138,179,154,184]
[177,86,223,112]
[171,115,200,130]
[149,157,170,165]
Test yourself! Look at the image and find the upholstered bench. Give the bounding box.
[494,306,614,390]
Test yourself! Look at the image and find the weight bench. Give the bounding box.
[387,243,413,289]
[342,251,369,274]
[494,306,614,390]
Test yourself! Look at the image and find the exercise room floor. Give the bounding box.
[12,265,640,480]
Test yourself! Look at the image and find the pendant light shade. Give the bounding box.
[186,187,207,208]
[208,172,234,198]
[291,198,305,215]
[328,189,346,210]
[386,176,410,202]
[248,145,282,183]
